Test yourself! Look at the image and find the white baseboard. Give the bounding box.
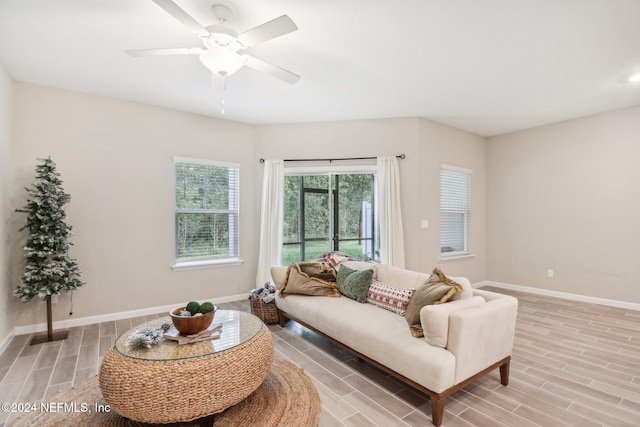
[475,280,640,312]
[0,329,16,357]
[12,293,249,336]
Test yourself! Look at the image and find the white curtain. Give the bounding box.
[377,156,406,268]
[256,160,285,287]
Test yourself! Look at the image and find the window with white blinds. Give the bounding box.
[174,158,239,264]
[440,165,472,258]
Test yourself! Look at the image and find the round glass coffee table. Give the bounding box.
[99,310,273,424]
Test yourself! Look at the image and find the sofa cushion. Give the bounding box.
[405,268,463,326]
[376,264,430,290]
[366,280,415,316]
[279,264,340,298]
[337,265,373,303]
[420,296,485,347]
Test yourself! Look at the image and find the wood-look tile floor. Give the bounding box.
[1,288,640,426]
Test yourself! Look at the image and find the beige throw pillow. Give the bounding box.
[298,262,337,282]
[405,268,463,326]
[279,264,340,298]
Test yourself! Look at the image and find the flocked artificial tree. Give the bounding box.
[15,156,85,344]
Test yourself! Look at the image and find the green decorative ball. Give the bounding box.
[200,302,215,314]
[185,301,201,316]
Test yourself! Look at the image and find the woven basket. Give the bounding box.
[251,294,279,325]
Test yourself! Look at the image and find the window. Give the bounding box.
[440,165,472,259]
[282,171,376,265]
[174,158,239,267]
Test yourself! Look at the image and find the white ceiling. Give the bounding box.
[1,0,639,137]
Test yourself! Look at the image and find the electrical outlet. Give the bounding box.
[51,294,58,304]
[547,269,554,278]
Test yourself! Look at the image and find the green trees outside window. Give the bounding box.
[282,173,376,265]
[175,160,239,262]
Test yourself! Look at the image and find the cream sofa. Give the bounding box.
[271,262,518,426]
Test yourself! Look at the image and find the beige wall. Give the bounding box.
[11,77,636,332]
[4,77,638,336]
[7,83,488,331]
[487,107,640,303]
[254,117,487,281]
[417,118,487,281]
[10,83,258,327]
[0,65,13,343]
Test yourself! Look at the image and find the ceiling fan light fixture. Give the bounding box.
[199,49,245,77]
[128,1,299,85]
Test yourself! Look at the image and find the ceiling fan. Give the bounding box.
[126,0,300,90]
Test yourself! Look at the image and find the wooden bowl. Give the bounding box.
[169,306,216,335]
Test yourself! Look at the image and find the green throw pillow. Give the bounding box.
[336,265,374,303]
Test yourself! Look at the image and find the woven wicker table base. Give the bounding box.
[100,323,273,423]
[9,357,320,427]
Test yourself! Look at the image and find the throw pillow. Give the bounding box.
[405,268,463,326]
[366,280,415,316]
[279,264,341,298]
[298,262,337,282]
[312,251,353,266]
[336,265,373,303]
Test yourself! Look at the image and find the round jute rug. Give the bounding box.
[10,357,320,427]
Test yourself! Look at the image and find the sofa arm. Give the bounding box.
[446,293,518,384]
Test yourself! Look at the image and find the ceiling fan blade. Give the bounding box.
[211,73,227,92]
[244,55,300,84]
[125,47,203,57]
[238,15,298,47]
[152,0,209,37]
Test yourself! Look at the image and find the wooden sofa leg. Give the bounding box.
[277,309,288,327]
[431,394,445,426]
[499,357,511,386]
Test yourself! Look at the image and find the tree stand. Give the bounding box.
[29,295,68,345]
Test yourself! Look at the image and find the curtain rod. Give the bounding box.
[259,154,405,163]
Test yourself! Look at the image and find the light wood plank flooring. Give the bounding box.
[1,288,640,426]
